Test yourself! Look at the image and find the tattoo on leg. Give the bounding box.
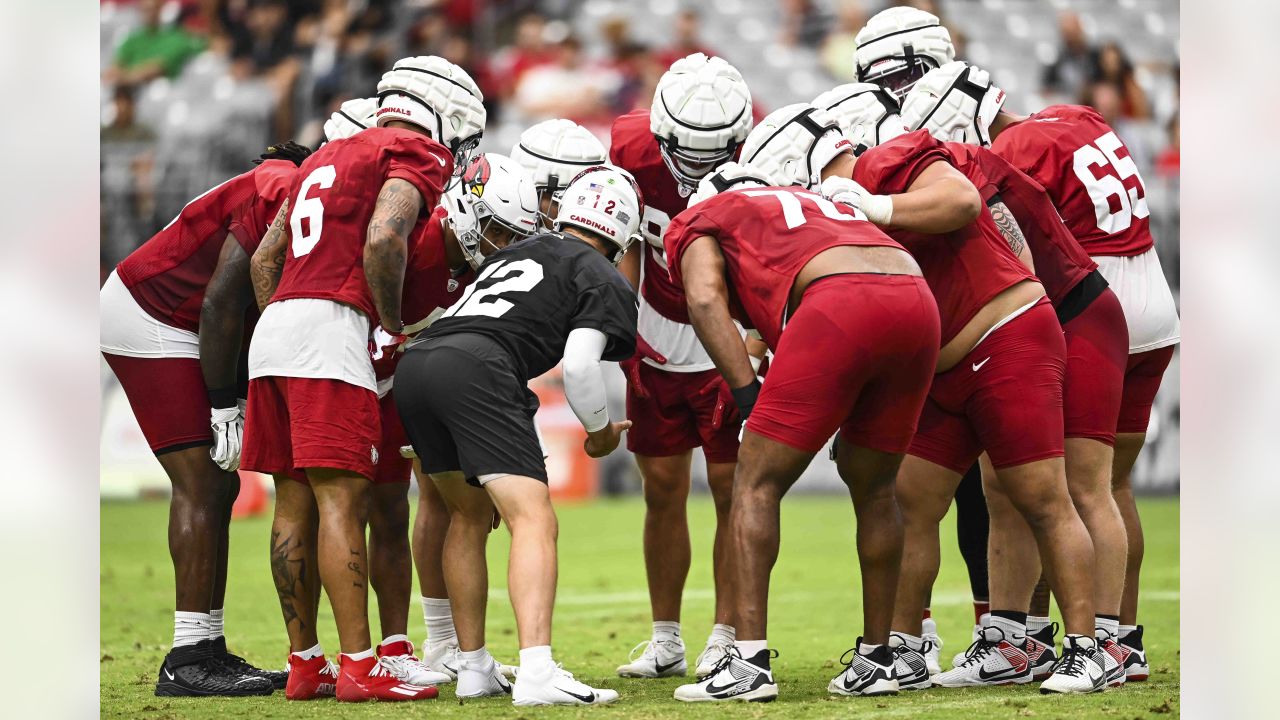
[348,547,365,589]
[270,530,308,631]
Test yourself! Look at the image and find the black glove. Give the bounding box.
[730,379,762,422]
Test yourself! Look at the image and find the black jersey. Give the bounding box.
[420,232,638,381]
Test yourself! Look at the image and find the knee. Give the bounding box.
[369,495,410,541]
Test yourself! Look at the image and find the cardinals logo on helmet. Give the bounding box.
[463,155,491,198]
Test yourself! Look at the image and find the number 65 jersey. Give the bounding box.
[420,232,638,382]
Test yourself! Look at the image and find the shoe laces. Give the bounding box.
[371,657,401,678]
[706,645,742,678]
[695,637,732,668]
[1053,642,1089,676]
[628,638,680,663]
[321,660,339,678]
[958,629,1003,667]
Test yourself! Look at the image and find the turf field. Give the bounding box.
[101,495,1179,719]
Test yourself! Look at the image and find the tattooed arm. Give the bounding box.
[988,198,1035,272]
[364,178,423,334]
[250,199,291,312]
[199,234,254,400]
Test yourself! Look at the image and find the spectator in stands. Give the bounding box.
[821,0,867,81]
[440,32,501,119]
[226,0,304,139]
[1088,42,1151,120]
[514,31,618,130]
[101,84,157,271]
[778,0,829,49]
[492,12,557,100]
[1042,11,1096,104]
[104,0,208,86]
[656,9,716,70]
[1156,112,1179,179]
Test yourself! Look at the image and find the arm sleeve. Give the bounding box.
[562,327,611,432]
[570,263,638,361]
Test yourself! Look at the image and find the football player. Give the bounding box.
[740,104,1107,693]
[665,163,940,702]
[853,6,955,101]
[100,140,309,697]
[241,55,482,702]
[609,52,757,681]
[393,166,641,706]
[510,118,608,229]
[902,60,1180,685]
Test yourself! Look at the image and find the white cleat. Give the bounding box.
[921,618,943,676]
[695,638,734,679]
[1119,626,1149,682]
[674,648,778,703]
[513,664,619,706]
[1039,635,1106,694]
[933,626,1032,687]
[376,639,453,686]
[1100,638,1128,688]
[421,642,461,681]
[456,654,512,698]
[951,621,986,669]
[1026,623,1059,680]
[889,634,933,690]
[616,638,687,678]
[828,643,899,697]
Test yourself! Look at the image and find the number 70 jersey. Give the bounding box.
[421,232,638,383]
[271,127,454,320]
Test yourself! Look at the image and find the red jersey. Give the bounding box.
[116,159,297,334]
[609,109,693,323]
[271,127,453,320]
[942,142,1096,306]
[852,131,1035,346]
[665,186,903,349]
[991,104,1154,257]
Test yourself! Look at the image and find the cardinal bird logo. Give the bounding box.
[464,155,491,198]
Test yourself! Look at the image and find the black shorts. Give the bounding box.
[393,333,548,485]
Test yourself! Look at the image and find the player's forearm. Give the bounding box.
[687,293,756,390]
[887,176,982,233]
[562,328,611,433]
[200,237,252,396]
[988,199,1034,271]
[364,232,407,332]
[251,200,290,311]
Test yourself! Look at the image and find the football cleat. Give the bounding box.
[208,636,288,689]
[421,641,461,680]
[335,654,439,702]
[889,634,933,690]
[1100,638,1130,688]
[1026,622,1059,680]
[155,641,274,697]
[921,617,943,675]
[828,641,899,696]
[285,654,339,700]
[456,653,513,698]
[1039,635,1106,694]
[377,639,452,687]
[933,626,1032,687]
[674,648,779,703]
[695,636,735,679]
[512,663,619,706]
[951,621,986,668]
[616,638,687,678]
[1119,626,1149,681]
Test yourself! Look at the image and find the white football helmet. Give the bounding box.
[688,161,777,207]
[510,119,608,228]
[650,53,753,196]
[854,7,955,100]
[739,104,853,190]
[812,83,909,153]
[377,55,487,179]
[553,165,644,265]
[901,62,1007,147]
[323,97,377,142]
[444,153,539,269]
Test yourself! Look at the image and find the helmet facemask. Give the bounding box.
[456,201,530,269]
[657,137,739,197]
[860,53,940,101]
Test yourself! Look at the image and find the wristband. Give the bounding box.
[730,379,762,420]
[862,193,894,225]
[207,385,238,410]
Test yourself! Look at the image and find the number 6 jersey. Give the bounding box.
[420,232,638,382]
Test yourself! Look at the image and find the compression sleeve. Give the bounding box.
[562,327,611,433]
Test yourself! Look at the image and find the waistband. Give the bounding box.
[1055,269,1109,325]
[972,295,1049,349]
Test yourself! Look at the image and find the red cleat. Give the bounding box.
[336,654,440,702]
[285,654,338,700]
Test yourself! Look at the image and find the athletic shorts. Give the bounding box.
[1116,345,1175,434]
[241,375,380,481]
[374,391,413,484]
[102,353,211,454]
[1062,287,1129,445]
[747,274,940,454]
[393,333,548,484]
[624,362,741,463]
[909,298,1066,474]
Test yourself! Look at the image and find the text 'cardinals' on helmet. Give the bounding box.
[688,161,778,207]
[377,55,487,179]
[444,153,539,269]
[812,83,909,153]
[510,119,608,228]
[739,104,853,190]
[901,62,1006,147]
[650,53,753,196]
[855,6,955,100]
[323,97,378,142]
[554,165,644,265]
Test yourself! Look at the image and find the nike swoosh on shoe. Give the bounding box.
[558,686,596,703]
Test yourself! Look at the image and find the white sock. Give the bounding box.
[292,643,324,660]
[653,620,681,643]
[341,648,375,662]
[380,633,410,651]
[460,646,493,669]
[977,612,991,628]
[989,614,1027,645]
[707,624,735,647]
[1095,616,1120,641]
[173,611,210,649]
[519,645,555,675]
[734,639,768,659]
[422,597,457,647]
[892,632,926,653]
[208,609,224,640]
[1027,615,1051,635]
[1118,624,1138,640]
[857,642,883,656]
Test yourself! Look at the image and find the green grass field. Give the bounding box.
[101,495,1179,719]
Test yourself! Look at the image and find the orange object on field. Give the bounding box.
[232,470,270,518]
[531,367,599,501]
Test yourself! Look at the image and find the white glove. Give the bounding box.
[210,405,244,472]
[819,176,894,225]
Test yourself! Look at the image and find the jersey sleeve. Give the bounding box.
[855,130,950,195]
[569,259,638,362]
[663,201,728,291]
[227,162,296,255]
[384,135,454,212]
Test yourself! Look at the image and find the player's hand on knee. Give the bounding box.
[584,420,632,458]
[209,405,244,472]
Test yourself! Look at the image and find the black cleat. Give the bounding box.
[154,640,274,697]
[208,636,289,689]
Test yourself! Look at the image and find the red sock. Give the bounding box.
[973,601,990,625]
[922,608,932,620]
